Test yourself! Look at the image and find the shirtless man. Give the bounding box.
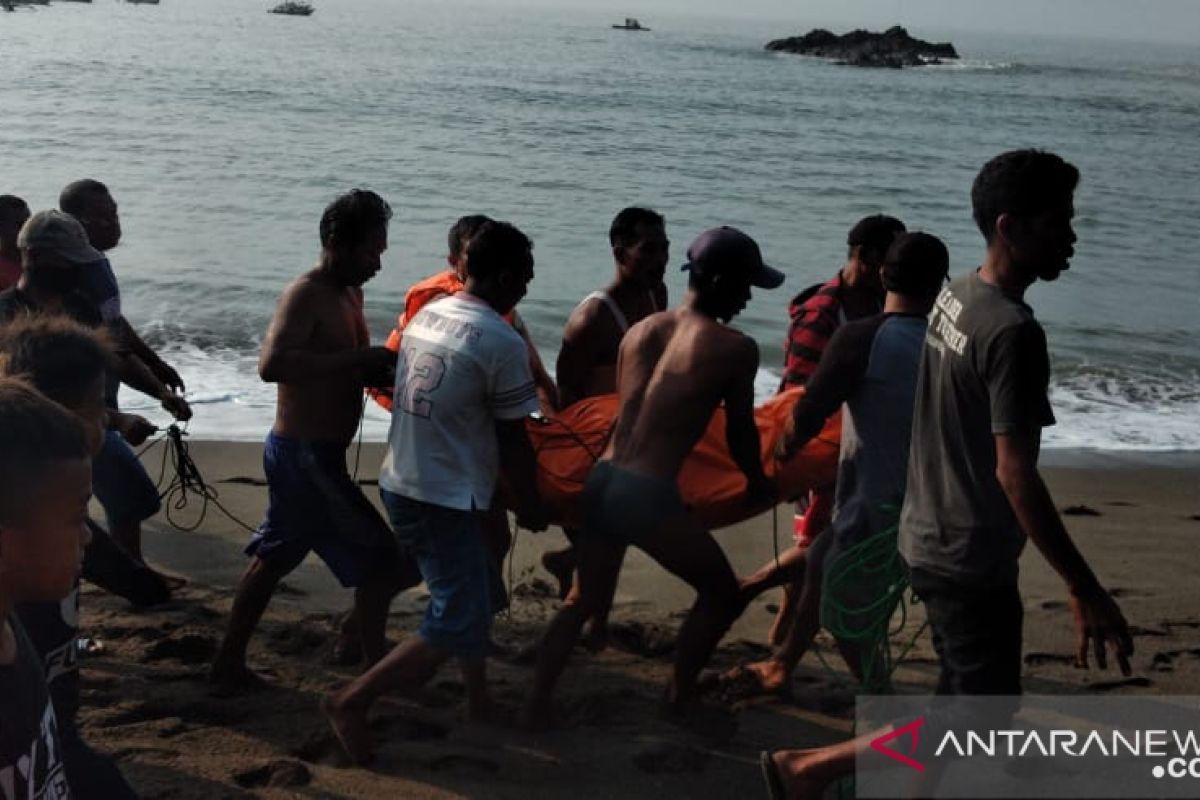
[521,227,783,727]
[211,190,414,688]
[542,206,669,646]
[555,207,669,408]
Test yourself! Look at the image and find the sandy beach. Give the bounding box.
[74,439,1200,799]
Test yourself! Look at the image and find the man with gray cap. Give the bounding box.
[0,210,174,472]
[521,226,783,728]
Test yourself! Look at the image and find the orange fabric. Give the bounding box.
[368,270,516,410]
[524,387,840,529]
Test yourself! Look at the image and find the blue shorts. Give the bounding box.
[92,430,161,527]
[579,461,685,547]
[380,490,501,661]
[246,433,395,588]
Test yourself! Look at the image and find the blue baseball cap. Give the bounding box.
[681,226,784,289]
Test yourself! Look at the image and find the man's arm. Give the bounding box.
[995,431,1133,673]
[496,418,550,531]
[511,310,558,412]
[723,337,773,506]
[115,352,192,421]
[554,304,606,410]
[115,316,185,393]
[776,321,875,461]
[258,282,391,384]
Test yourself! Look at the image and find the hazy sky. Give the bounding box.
[499,0,1200,44]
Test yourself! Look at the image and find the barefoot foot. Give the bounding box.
[323,695,374,766]
[718,659,790,697]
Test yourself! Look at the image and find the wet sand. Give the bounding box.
[76,440,1200,798]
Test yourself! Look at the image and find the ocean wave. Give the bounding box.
[131,345,1200,452]
[923,59,1013,72]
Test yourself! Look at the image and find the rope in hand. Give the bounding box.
[138,423,259,534]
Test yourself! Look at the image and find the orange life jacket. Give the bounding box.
[368,270,516,410]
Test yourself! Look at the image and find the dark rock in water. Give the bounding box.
[766,26,958,68]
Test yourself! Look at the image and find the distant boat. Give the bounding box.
[126,0,160,5]
[269,1,312,15]
[612,17,649,31]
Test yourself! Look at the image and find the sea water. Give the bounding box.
[1,0,1197,450]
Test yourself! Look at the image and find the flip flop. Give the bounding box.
[760,750,786,800]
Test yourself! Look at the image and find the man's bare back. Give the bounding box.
[261,270,388,445]
[606,307,758,480]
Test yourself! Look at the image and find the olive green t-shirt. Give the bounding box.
[899,271,1055,585]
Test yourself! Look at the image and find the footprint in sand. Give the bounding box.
[233,759,312,788]
[1062,505,1102,517]
[632,743,710,775]
[1087,676,1153,691]
[97,704,175,729]
[426,754,500,775]
[372,715,452,741]
[1129,625,1169,638]
[142,633,218,665]
[1024,652,1076,667]
[608,620,675,659]
[266,623,326,656]
[220,476,267,486]
[1149,648,1200,671]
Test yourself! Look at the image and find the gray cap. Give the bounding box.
[681,226,785,289]
[17,210,103,264]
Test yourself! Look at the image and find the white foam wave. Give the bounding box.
[120,346,1200,452]
[925,59,1013,72]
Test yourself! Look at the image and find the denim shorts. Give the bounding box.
[245,433,396,587]
[380,490,501,661]
[91,430,161,527]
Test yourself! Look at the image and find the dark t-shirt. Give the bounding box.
[791,313,927,548]
[15,588,81,738]
[900,271,1056,585]
[0,288,102,329]
[76,258,121,325]
[0,616,72,800]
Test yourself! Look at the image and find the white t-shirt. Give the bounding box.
[379,294,539,510]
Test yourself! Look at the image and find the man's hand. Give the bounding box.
[113,413,158,447]
[156,363,186,394]
[774,433,800,463]
[745,475,777,510]
[773,414,800,463]
[1068,585,1134,675]
[360,346,397,388]
[160,392,192,422]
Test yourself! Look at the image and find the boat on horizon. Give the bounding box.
[612,17,649,31]
[269,1,312,15]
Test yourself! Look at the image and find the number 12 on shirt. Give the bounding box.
[396,348,447,419]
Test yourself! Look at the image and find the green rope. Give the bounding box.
[814,505,927,694]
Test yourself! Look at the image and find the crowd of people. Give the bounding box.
[0,149,1136,799]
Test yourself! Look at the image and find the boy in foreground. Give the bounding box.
[0,379,94,799]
